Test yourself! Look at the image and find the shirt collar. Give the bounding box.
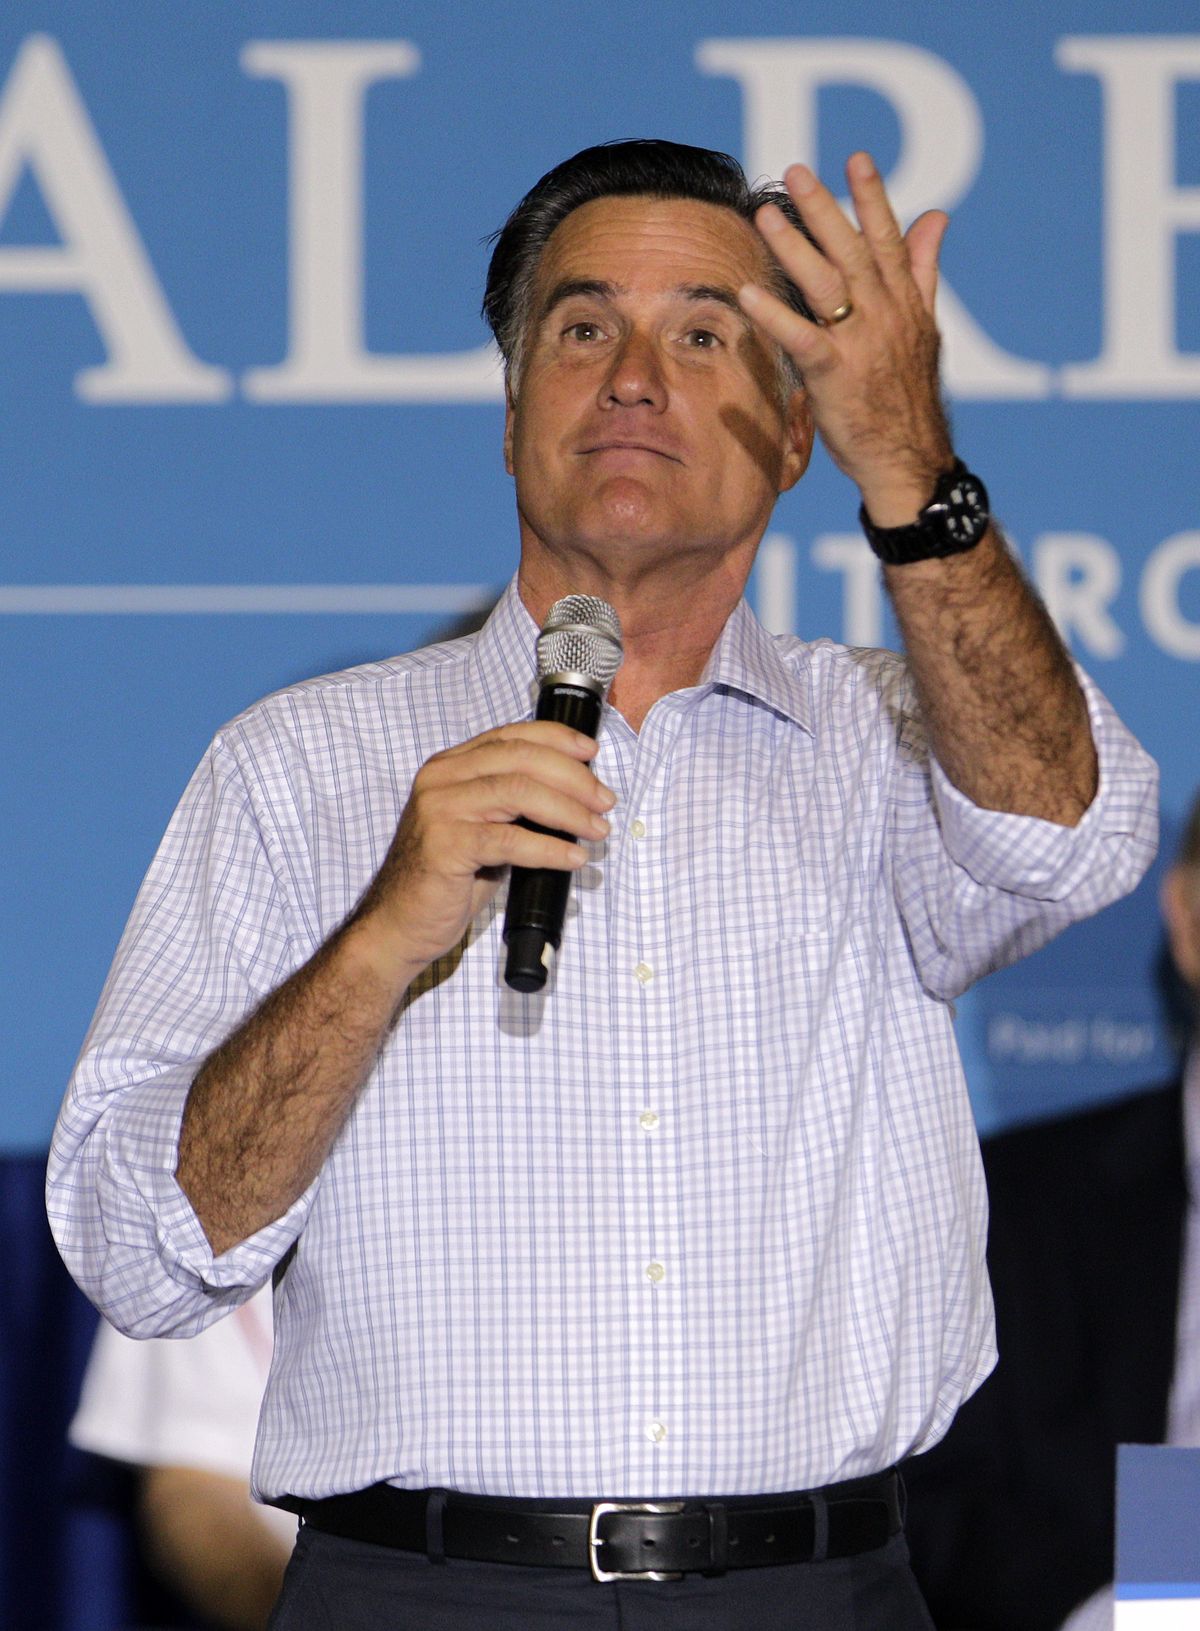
[697,595,814,735]
[460,577,541,735]
[462,576,815,737]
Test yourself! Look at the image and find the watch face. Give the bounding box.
[940,472,989,545]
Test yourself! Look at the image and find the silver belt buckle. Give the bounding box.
[588,1500,686,1583]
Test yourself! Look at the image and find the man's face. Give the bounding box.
[504,195,812,578]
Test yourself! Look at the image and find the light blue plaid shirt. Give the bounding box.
[48,578,1158,1500]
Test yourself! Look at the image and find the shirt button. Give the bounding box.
[639,1110,659,1132]
[646,1261,666,1284]
[634,962,654,985]
[646,1420,668,1444]
[630,818,647,840]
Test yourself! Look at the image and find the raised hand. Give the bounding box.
[738,151,955,527]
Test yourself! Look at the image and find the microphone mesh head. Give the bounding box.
[536,595,624,691]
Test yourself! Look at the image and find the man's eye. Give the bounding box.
[685,329,720,349]
[564,322,603,342]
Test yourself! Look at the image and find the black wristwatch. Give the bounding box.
[859,461,990,564]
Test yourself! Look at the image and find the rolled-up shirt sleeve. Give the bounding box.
[47,732,322,1337]
[890,666,1159,1001]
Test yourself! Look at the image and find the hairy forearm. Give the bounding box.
[886,529,1098,825]
[176,913,419,1257]
[139,1466,290,1631]
[174,722,607,1258]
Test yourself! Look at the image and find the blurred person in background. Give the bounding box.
[69,1282,292,1631]
[905,789,1200,1631]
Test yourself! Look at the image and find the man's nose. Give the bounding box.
[600,329,667,409]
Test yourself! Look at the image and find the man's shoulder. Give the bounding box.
[253,634,476,712]
[774,631,906,675]
[770,633,913,711]
[216,635,480,751]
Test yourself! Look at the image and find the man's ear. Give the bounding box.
[778,387,814,494]
[503,377,516,476]
[1162,865,1200,992]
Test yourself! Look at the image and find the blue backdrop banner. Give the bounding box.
[4,2,1200,1151]
[1116,1446,1200,1622]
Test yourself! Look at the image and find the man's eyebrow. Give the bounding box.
[537,279,621,322]
[537,279,752,325]
[678,283,747,316]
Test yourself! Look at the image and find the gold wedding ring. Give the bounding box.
[825,298,854,325]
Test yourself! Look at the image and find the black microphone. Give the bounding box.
[503,595,623,993]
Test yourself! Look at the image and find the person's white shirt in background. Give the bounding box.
[1060,1586,1113,1631]
[69,1281,296,1549]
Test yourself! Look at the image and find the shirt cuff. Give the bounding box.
[96,1067,318,1313]
[929,667,1157,900]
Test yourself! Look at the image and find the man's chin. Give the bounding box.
[518,497,744,569]
[562,488,698,549]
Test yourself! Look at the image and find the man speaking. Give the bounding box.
[48,140,1157,1628]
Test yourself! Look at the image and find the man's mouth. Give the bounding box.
[579,440,683,463]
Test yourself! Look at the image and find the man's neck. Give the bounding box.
[517,550,750,733]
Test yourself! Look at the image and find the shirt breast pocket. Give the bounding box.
[676,889,847,1159]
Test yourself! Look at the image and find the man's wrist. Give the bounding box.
[856,471,950,530]
[337,911,428,1005]
[854,439,956,526]
[860,460,991,565]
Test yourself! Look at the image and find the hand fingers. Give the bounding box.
[442,768,612,841]
[438,720,600,766]
[404,776,602,890]
[407,730,618,875]
[366,722,617,970]
[454,817,593,876]
[841,153,906,249]
[426,729,614,814]
[737,278,833,372]
[754,155,936,319]
[778,162,882,292]
[905,210,949,314]
[754,202,851,326]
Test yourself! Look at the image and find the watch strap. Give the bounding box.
[859,461,990,565]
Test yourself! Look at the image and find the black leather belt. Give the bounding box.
[280,1469,903,1582]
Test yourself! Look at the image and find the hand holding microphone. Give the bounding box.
[357,596,621,994]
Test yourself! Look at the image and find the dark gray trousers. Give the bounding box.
[268,1524,936,1630]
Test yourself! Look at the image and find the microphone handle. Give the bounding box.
[502,682,603,992]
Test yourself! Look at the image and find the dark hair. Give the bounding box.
[482,138,816,388]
